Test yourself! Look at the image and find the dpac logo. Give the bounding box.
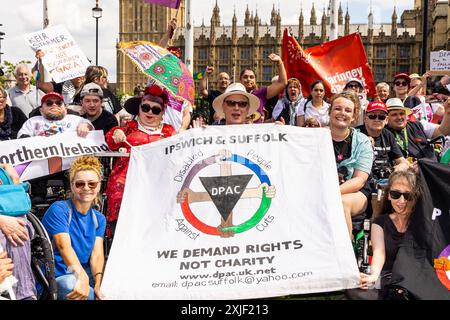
[434,244,450,290]
[177,150,276,237]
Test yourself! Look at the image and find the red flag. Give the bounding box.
[282,29,377,98]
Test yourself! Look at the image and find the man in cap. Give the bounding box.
[17,92,94,202]
[18,92,93,138]
[80,83,118,135]
[385,97,450,162]
[357,100,410,216]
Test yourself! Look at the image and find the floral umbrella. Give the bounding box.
[119,41,195,105]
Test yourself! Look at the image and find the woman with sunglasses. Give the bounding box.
[104,84,176,238]
[296,80,330,127]
[346,168,421,300]
[392,73,410,102]
[42,156,106,300]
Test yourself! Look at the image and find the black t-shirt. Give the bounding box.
[373,214,405,273]
[387,121,436,161]
[206,90,222,124]
[333,131,353,183]
[82,110,118,135]
[357,125,404,169]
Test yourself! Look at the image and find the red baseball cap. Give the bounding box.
[41,92,64,105]
[366,100,388,114]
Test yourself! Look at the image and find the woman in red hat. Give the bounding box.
[104,85,176,237]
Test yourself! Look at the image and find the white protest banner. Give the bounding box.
[101,124,359,300]
[0,131,108,181]
[24,25,91,83]
[430,51,450,75]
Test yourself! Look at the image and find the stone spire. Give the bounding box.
[321,7,327,41]
[276,8,282,40]
[338,2,343,25]
[344,5,350,35]
[211,0,220,27]
[368,2,374,30]
[299,6,304,41]
[253,10,259,45]
[244,4,251,26]
[310,3,317,25]
[270,4,277,26]
[232,8,237,42]
[391,6,398,36]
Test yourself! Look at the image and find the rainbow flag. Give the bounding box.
[31,61,40,81]
[143,0,181,9]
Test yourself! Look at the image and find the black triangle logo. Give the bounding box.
[199,174,253,221]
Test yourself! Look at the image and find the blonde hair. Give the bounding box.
[68,156,103,205]
[329,90,361,124]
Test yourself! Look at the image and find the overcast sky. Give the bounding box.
[1,0,414,82]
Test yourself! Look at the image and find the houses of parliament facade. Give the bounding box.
[117,0,450,94]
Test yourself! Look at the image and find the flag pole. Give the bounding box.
[330,0,338,40]
[184,0,193,74]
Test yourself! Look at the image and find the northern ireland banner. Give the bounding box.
[101,124,359,300]
[282,29,377,98]
[0,131,108,181]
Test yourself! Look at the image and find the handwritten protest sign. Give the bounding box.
[430,51,450,76]
[24,25,91,83]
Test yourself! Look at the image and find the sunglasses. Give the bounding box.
[314,88,324,92]
[45,100,64,107]
[74,181,99,189]
[395,81,408,87]
[389,190,412,201]
[140,104,162,115]
[224,100,249,108]
[367,114,387,121]
[346,84,360,89]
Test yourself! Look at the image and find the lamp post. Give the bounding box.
[92,0,103,66]
[0,24,4,66]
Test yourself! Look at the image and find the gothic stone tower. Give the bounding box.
[117,0,185,94]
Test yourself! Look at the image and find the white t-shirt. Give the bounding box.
[163,101,192,131]
[18,114,92,137]
[296,100,330,127]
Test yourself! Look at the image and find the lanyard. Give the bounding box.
[394,127,409,157]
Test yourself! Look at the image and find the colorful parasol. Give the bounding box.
[119,41,195,105]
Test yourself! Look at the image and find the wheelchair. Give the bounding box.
[27,211,58,300]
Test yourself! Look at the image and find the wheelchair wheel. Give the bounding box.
[28,212,58,300]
